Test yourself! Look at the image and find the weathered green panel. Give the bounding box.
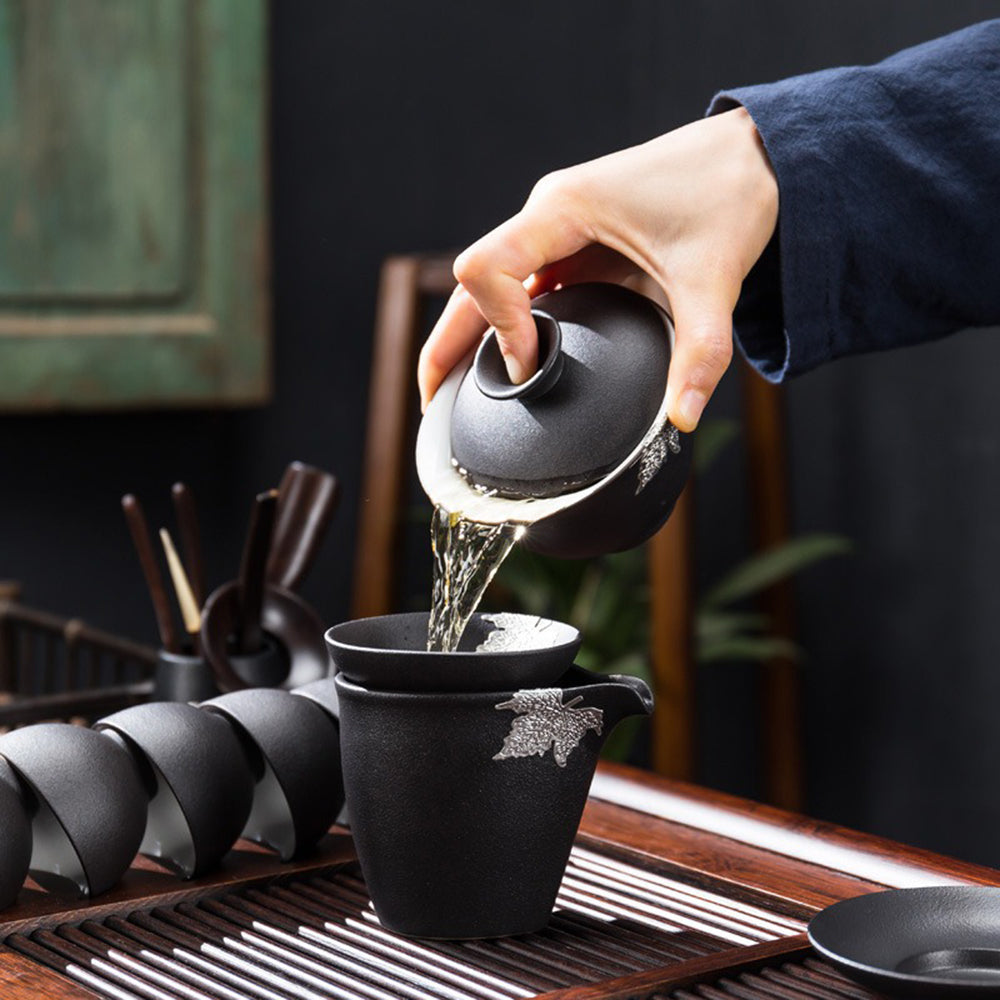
[0,1,187,299]
[0,0,269,410]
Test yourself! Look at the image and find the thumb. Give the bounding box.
[664,288,735,432]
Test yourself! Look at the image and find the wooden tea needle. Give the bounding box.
[160,528,202,652]
[237,489,279,653]
[171,482,206,607]
[122,494,179,652]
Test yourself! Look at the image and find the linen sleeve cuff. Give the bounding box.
[706,70,862,382]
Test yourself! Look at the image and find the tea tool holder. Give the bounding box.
[200,581,328,691]
[153,648,219,703]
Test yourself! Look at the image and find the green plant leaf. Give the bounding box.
[599,715,644,762]
[698,635,800,663]
[568,563,603,632]
[702,534,851,609]
[595,650,652,685]
[693,418,739,475]
[696,611,768,642]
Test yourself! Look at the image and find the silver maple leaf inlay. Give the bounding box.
[635,421,681,494]
[493,689,604,767]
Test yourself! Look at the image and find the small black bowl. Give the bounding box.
[0,758,32,910]
[325,611,581,693]
[0,724,147,897]
[96,702,255,878]
[809,886,1000,997]
[291,676,340,723]
[202,688,343,860]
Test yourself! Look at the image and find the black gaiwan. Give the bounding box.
[327,611,653,939]
[417,282,691,558]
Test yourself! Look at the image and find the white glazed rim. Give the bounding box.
[415,306,676,527]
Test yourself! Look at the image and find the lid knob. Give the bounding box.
[473,310,564,401]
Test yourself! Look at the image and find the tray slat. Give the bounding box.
[7,847,805,1000]
[664,957,877,999]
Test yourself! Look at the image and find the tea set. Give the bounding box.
[0,283,991,994]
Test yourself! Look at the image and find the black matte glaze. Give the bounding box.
[291,676,340,724]
[473,310,564,401]
[200,581,329,692]
[450,284,671,498]
[96,702,255,878]
[325,612,581,693]
[0,724,147,897]
[228,636,291,687]
[202,688,344,859]
[335,665,652,938]
[153,649,220,703]
[521,430,690,558]
[0,758,31,910]
[809,887,1000,996]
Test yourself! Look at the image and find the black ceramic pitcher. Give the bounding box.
[334,663,653,939]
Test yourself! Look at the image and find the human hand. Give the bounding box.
[417,107,779,431]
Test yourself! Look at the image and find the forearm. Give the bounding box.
[711,19,1000,381]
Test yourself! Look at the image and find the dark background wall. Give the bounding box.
[3,1,1000,863]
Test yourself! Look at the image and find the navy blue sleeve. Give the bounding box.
[707,20,1000,382]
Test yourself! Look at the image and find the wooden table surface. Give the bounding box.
[2,761,996,1000]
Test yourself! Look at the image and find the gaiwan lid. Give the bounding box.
[450,283,672,499]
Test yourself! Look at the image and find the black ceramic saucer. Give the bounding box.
[808,886,1000,997]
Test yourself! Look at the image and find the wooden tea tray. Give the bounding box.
[2,761,996,1000]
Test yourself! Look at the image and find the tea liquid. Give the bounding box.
[427,505,523,652]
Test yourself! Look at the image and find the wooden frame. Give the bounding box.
[0,599,156,729]
[351,254,800,806]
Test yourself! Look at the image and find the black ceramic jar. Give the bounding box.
[417,282,692,558]
[333,646,652,939]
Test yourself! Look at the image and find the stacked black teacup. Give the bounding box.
[327,610,653,939]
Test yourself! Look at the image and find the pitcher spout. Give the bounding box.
[561,667,654,730]
[604,672,655,722]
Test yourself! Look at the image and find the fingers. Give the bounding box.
[451,176,591,385]
[532,244,639,292]
[455,249,538,387]
[418,285,487,411]
[664,286,736,432]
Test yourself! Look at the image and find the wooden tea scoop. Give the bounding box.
[266,462,340,591]
[159,527,202,653]
[121,494,179,652]
[237,490,278,653]
[170,482,206,606]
